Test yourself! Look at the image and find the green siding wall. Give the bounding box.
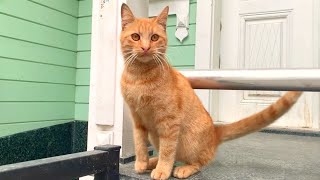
[75,0,92,121]
[0,0,82,137]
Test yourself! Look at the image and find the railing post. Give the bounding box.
[94,145,121,180]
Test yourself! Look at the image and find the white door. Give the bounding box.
[218,0,319,128]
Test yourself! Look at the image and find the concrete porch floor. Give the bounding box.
[120,131,320,180]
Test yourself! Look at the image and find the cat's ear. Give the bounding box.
[156,6,169,30]
[121,3,135,29]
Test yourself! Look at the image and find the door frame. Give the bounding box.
[194,0,221,118]
[312,0,320,128]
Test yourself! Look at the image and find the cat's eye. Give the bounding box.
[131,33,140,41]
[151,34,159,41]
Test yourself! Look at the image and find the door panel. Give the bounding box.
[218,0,318,128]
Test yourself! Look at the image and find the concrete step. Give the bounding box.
[120,131,320,180]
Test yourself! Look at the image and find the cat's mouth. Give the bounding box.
[138,51,152,57]
[137,52,154,59]
[137,55,154,63]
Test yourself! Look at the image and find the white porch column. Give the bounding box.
[86,0,149,163]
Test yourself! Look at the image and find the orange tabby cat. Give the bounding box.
[120,4,302,180]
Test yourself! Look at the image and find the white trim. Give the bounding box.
[312,0,320,129]
[87,0,126,153]
[88,0,118,126]
[194,0,213,112]
[210,0,222,119]
[195,0,213,70]
[313,0,320,68]
[210,0,222,70]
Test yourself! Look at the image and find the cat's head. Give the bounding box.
[120,3,169,64]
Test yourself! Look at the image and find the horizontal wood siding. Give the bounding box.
[0,36,76,67]
[0,0,78,137]
[0,14,77,51]
[28,0,79,17]
[0,0,78,34]
[0,57,76,84]
[75,0,92,121]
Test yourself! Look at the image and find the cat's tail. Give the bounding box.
[215,91,302,142]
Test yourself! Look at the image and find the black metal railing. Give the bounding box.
[0,145,121,180]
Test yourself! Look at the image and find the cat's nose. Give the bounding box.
[141,47,151,53]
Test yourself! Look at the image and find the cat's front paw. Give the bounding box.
[135,161,148,174]
[151,168,171,180]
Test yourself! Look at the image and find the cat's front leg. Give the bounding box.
[151,117,180,180]
[131,111,149,174]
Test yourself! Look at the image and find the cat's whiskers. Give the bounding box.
[123,52,133,56]
[153,54,165,75]
[122,47,134,51]
[155,54,165,76]
[155,53,170,70]
[153,47,167,53]
[124,53,138,68]
[156,51,169,59]
[154,46,174,52]
[153,55,163,76]
[124,53,135,65]
[153,47,166,50]
[158,55,170,69]
[128,54,138,67]
[155,50,167,56]
[122,50,136,57]
[128,54,138,68]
